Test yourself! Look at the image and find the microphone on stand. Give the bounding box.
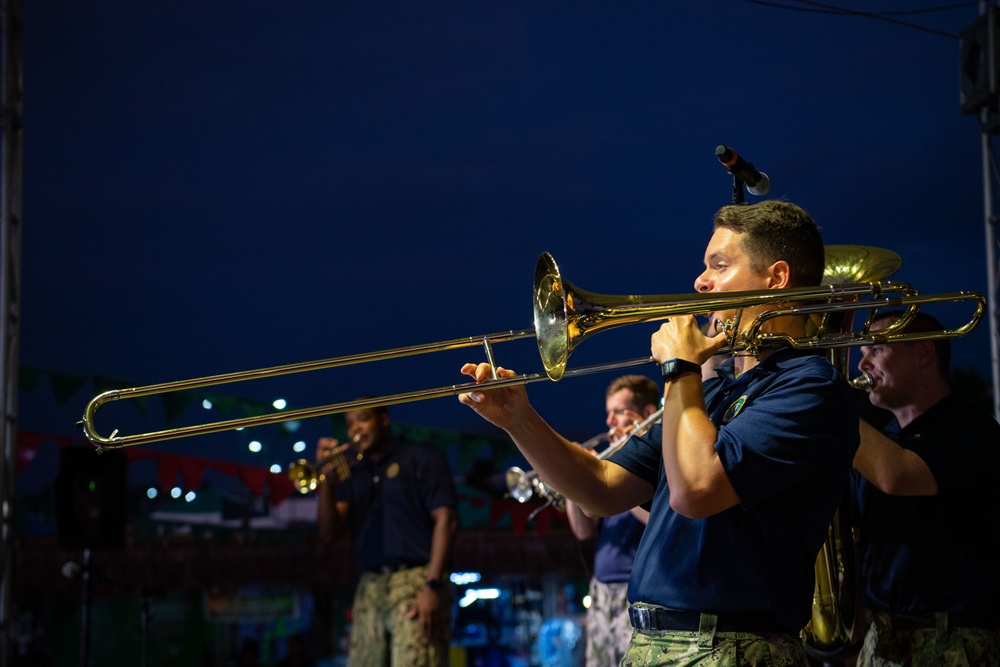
[716,145,770,196]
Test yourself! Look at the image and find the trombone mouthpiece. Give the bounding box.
[849,372,873,391]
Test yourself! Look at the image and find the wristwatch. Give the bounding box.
[425,578,445,591]
[660,358,701,381]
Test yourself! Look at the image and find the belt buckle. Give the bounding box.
[631,606,654,630]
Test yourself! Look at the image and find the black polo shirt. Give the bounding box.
[336,440,456,572]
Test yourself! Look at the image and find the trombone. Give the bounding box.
[78,247,987,451]
[505,406,665,515]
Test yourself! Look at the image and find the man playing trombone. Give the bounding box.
[460,200,860,666]
[851,311,1000,666]
[566,374,660,667]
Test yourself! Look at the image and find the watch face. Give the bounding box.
[662,359,699,379]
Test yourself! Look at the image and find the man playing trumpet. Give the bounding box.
[460,200,860,666]
[315,405,458,666]
[566,374,660,667]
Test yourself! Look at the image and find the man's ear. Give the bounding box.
[766,260,791,289]
[915,340,937,369]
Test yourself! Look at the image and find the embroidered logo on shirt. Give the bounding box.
[386,462,400,479]
[723,395,747,422]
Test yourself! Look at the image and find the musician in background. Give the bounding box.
[315,405,458,667]
[565,374,660,667]
[851,310,1000,666]
[459,200,860,665]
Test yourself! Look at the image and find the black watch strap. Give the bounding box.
[660,358,701,381]
[425,578,445,591]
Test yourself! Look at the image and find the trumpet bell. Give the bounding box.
[288,458,321,494]
[505,466,535,503]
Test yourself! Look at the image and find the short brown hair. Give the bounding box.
[713,200,825,288]
[606,375,661,410]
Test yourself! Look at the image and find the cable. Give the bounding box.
[734,0,968,39]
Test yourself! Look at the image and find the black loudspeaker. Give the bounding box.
[55,447,128,550]
[961,9,1000,116]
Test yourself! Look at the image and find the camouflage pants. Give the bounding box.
[348,566,451,667]
[856,612,1000,667]
[585,578,633,667]
[621,606,808,667]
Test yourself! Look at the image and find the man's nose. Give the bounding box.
[694,271,711,293]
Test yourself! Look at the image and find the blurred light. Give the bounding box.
[146,488,158,499]
[269,464,282,474]
[170,487,182,499]
[184,491,196,502]
[284,419,301,433]
[459,588,500,608]
[582,594,592,609]
[273,398,287,410]
[248,441,262,453]
[292,441,307,453]
[202,399,212,410]
[450,572,482,585]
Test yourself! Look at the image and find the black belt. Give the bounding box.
[879,611,1000,631]
[628,606,789,634]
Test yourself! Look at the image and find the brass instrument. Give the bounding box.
[287,435,362,494]
[800,245,901,661]
[78,247,986,451]
[505,407,664,515]
[849,372,874,391]
[505,428,614,509]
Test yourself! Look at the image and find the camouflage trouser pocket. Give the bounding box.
[857,615,1000,667]
[621,610,808,667]
[348,567,452,667]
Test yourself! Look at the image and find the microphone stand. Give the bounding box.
[139,589,151,667]
[77,548,92,667]
[729,175,747,205]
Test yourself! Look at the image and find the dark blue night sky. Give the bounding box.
[18,1,994,476]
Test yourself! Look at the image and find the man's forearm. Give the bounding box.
[426,507,458,582]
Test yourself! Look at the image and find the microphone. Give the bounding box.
[715,145,770,196]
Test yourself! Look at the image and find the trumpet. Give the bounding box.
[78,246,986,450]
[505,429,615,508]
[505,407,664,513]
[287,435,362,494]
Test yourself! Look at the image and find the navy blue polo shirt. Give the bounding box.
[853,394,1000,616]
[609,348,859,633]
[335,440,456,572]
[593,511,645,584]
